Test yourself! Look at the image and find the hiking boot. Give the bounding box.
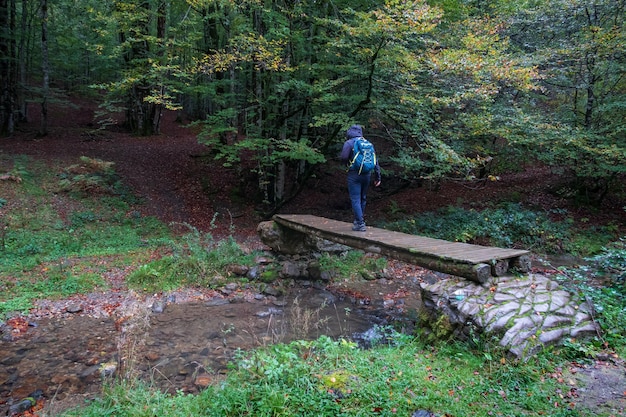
[352,221,366,232]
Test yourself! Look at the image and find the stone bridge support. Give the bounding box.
[420,274,599,359]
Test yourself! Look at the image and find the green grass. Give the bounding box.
[127,229,262,292]
[0,155,172,317]
[318,250,388,281]
[60,335,590,417]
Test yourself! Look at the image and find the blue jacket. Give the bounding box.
[340,125,381,181]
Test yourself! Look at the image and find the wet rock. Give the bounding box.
[254,255,273,265]
[411,410,435,417]
[226,264,249,276]
[229,294,246,303]
[263,286,280,297]
[194,373,212,388]
[7,399,34,416]
[66,303,83,314]
[246,266,262,280]
[307,261,322,280]
[319,270,333,281]
[254,308,283,318]
[99,362,117,378]
[204,298,230,307]
[281,261,308,279]
[152,299,166,314]
[305,261,333,282]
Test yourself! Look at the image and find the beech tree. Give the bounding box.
[0,0,16,135]
[89,0,186,135]
[505,0,626,204]
[203,0,540,210]
[1,0,623,210]
[197,0,461,210]
[39,0,47,136]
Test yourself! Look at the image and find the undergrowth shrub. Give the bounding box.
[318,250,387,281]
[382,203,615,256]
[554,237,626,356]
[128,224,256,291]
[59,156,123,195]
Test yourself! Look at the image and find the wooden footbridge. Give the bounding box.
[271,214,531,283]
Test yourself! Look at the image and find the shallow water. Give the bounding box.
[0,282,420,414]
[128,287,385,394]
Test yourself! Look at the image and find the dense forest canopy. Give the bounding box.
[1,0,624,211]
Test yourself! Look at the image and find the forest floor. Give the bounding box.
[1,96,625,415]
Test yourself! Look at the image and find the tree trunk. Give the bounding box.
[0,0,15,136]
[39,0,48,136]
[121,0,161,136]
[17,0,28,122]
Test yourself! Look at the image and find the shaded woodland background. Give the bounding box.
[1,0,625,222]
[2,96,624,247]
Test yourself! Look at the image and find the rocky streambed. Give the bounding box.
[0,271,424,416]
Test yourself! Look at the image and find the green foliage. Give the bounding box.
[127,226,257,292]
[61,336,580,417]
[318,250,387,281]
[589,239,626,283]
[0,295,35,317]
[554,238,626,356]
[58,156,125,196]
[504,0,626,204]
[7,0,626,211]
[382,203,617,256]
[383,203,561,251]
[0,270,108,318]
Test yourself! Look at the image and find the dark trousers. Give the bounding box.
[347,170,371,223]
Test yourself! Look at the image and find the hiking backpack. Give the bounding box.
[349,137,377,174]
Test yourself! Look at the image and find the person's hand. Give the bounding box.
[374,180,381,187]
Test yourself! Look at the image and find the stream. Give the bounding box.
[0,279,423,415]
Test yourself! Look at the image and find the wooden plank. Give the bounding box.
[272,214,531,281]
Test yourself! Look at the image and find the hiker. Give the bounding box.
[340,124,381,232]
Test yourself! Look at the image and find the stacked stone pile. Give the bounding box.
[420,273,599,358]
